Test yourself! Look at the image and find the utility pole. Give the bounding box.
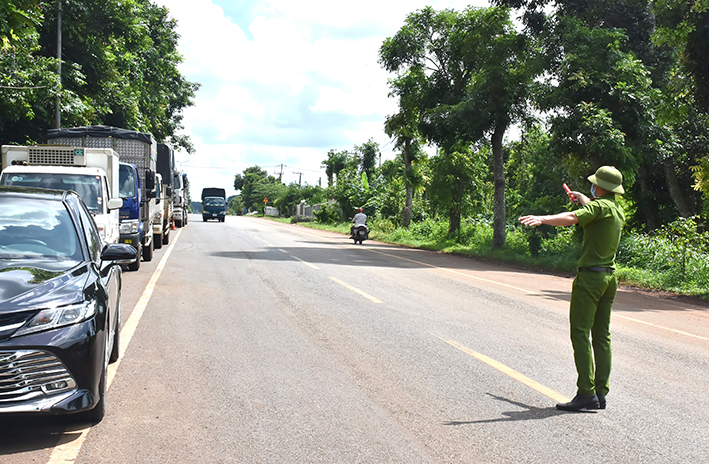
[55,0,62,128]
[279,164,284,181]
[293,171,303,186]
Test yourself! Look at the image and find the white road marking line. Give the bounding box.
[292,255,320,270]
[47,230,181,464]
[431,333,570,403]
[613,313,709,341]
[360,248,708,342]
[330,277,383,304]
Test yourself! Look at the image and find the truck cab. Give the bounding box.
[0,146,122,243]
[118,162,143,270]
[202,187,227,222]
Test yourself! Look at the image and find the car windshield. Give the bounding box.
[2,173,102,214]
[0,196,83,263]
[204,197,225,207]
[119,165,136,198]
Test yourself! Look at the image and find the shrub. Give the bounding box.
[314,203,340,224]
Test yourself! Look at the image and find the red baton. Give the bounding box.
[563,183,576,202]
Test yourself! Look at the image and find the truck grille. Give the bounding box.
[0,350,76,402]
[28,147,85,166]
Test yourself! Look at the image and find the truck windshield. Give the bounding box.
[119,165,137,198]
[1,173,102,214]
[204,197,225,207]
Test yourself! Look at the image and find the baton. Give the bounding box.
[563,183,576,202]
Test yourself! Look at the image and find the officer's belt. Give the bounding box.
[577,266,614,273]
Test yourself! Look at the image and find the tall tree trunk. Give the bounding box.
[663,157,692,218]
[492,122,507,249]
[637,164,659,230]
[449,180,463,235]
[403,138,412,227]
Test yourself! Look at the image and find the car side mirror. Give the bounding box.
[107,198,123,211]
[101,243,138,264]
[145,169,156,191]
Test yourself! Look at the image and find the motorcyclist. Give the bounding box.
[351,207,367,236]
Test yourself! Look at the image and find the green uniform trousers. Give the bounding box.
[569,270,617,396]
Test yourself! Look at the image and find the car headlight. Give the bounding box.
[120,219,139,234]
[13,300,98,337]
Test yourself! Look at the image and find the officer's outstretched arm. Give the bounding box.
[519,211,579,227]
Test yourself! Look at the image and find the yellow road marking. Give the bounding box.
[330,277,383,304]
[432,333,570,403]
[48,230,181,464]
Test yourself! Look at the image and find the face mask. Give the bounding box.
[590,184,597,198]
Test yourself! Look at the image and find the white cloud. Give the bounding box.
[156,0,490,198]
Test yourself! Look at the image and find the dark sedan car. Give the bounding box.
[0,186,136,423]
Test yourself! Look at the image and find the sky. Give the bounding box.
[155,0,492,199]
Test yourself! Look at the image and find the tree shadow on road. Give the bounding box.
[443,393,595,425]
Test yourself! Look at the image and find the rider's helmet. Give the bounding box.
[358,207,363,213]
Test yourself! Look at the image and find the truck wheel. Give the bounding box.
[143,238,153,262]
[127,252,140,271]
[154,232,163,249]
[163,228,170,245]
[175,219,182,228]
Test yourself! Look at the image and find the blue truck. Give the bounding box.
[48,126,159,272]
[201,187,226,222]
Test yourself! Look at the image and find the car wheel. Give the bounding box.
[176,219,182,228]
[109,301,121,364]
[85,359,107,423]
[76,341,108,424]
[154,232,163,249]
[143,237,154,262]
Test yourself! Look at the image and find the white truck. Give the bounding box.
[172,170,188,227]
[0,145,123,243]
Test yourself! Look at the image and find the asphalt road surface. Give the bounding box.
[2,215,708,463]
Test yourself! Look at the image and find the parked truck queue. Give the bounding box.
[0,124,203,424]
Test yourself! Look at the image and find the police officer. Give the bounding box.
[519,166,625,411]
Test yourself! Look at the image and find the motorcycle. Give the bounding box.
[350,224,369,244]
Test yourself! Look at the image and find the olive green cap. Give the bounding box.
[588,166,624,194]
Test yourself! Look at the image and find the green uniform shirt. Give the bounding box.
[574,194,625,268]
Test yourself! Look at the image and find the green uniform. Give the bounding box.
[570,194,625,396]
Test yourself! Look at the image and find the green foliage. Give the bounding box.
[228,195,244,215]
[428,144,493,235]
[0,0,199,150]
[314,203,340,224]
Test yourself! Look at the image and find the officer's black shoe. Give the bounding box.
[597,393,606,409]
[556,393,600,411]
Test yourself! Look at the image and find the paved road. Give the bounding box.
[2,215,708,463]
